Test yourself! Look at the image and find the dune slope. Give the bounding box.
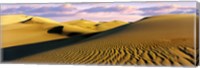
[9,14,198,66]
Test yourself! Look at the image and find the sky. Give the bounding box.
[0,2,197,22]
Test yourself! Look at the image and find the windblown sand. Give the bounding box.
[6,14,198,66]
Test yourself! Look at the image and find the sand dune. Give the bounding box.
[12,14,197,66]
[1,15,67,48]
[1,14,128,48]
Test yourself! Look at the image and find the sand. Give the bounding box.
[3,14,198,66]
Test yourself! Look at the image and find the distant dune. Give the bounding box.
[12,14,198,66]
[61,20,98,35]
[62,19,129,34]
[63,19,97,30]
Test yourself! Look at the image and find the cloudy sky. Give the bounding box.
[0,2,197,22]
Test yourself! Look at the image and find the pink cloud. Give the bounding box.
[139,4,196,16]
[80,5,143,15]
[1,4,78,17]
[0,3,196,22]
[51,12,144,22]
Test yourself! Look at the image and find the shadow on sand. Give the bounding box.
[2,23,131,62]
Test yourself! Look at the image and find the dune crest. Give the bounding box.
[1,14,32,26]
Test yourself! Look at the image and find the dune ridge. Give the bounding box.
[9,14,198,66]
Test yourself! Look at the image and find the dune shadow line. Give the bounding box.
[2,23,131,62]
[2,33,98,62]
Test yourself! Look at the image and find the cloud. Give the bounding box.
[80,5,143,14]
[0,4,145,22]
[139,5,196,16]
[0,4,197,22]
[51,12,144,22]
[1,4,78,17]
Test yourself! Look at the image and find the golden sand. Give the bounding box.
[3,14,197,66]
